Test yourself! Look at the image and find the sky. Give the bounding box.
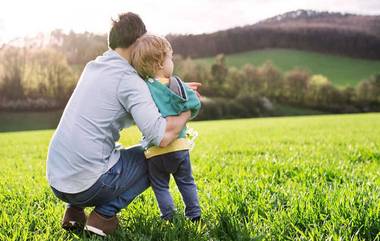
[1,0,380,44]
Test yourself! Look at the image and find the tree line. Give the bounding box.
[0,30,108,110]
[174,55,380,119]
[0,41,379,119]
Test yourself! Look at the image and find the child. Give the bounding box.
[130,34,201,221]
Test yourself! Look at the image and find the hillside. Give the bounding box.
[195,48,380,86]
[258,9,380,36]
[168,9,380,59]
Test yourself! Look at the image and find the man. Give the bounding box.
[46,12,200,236]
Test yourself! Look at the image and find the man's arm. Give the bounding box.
[159,111,191,147]
[117,73,189,147]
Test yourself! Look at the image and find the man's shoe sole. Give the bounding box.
[62,221,84,231]
[84,225,107,237]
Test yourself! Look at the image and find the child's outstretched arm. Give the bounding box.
[186,82,202,98]
[170,76,202,119]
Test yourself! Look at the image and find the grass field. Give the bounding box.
[0,114,379,240]
[195,49,380,86]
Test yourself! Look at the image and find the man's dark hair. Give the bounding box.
[108,12,147,50]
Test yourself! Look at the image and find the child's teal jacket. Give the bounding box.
[146,76,201,138]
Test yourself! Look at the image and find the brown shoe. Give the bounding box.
[61,206,87,231]
[84,210,118,236]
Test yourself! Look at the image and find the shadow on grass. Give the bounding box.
[63,210,267,241]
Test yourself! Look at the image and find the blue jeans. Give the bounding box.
[51,145,150,217]
[148,150,201,220]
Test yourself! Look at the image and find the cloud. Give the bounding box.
[0,0,379,43]
[140,0,380,35]
[0,18,5,44]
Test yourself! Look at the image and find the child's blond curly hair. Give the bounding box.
[130,34,172,79]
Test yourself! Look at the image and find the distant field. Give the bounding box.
[0,105,324,132]
[195,49,380,86]
[0,111,62,132]
[1,114,379,240]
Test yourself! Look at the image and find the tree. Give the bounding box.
[258,61,283,99]
[356,74,380,110]
[210,54,228,96]
[50,30,107,66]
[283,68,310,104]
[27,48,75,102]
[305,74,340,108]
[239,64,262,97]
[225,67,244,98]
[0,47,25,100]
[173,55,212,96]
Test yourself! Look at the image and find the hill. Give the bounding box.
[168,9,380,60]
[195,48,380,86]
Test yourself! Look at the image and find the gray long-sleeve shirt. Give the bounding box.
[46,50,166,194]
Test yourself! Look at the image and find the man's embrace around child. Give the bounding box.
[130,35,201,221]
[46,12,202,237]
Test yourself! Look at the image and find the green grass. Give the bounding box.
[195,49,380,86]
[1,113,380,240]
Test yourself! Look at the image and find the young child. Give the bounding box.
[130,34,201,221]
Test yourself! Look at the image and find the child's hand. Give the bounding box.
[186,82,202,98]
[186,127,199,151]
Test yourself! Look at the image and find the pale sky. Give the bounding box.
[0,0,379,44]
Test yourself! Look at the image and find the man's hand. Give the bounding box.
[159,111,191,147]
[186,82,202,98]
